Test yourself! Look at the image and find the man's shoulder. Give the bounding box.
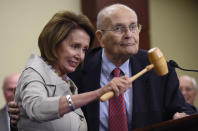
[0,106,6,114]
[131,49,149,64]
[0,106,7,121]
[135,49,148,57]
[86,46,102,58]
[83,47,102,66]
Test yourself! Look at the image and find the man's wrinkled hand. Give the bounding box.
[173,112,189,120]
[8,101,20,125]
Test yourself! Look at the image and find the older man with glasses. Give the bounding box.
[179,75,197,106]
[71,3,196,131]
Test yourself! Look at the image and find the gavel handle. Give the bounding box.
[100,64,154,102]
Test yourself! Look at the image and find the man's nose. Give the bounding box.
[124,28,133,38]
[182,90,188,96]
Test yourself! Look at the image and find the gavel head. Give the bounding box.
[148,47,168,76]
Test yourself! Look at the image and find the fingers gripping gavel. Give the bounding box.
[100,47,169,102]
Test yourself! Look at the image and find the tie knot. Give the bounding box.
[113,68,121,77]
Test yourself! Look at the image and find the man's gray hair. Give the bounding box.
[180,75,197,90]
[96,3,138,30]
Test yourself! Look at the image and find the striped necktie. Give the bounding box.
[109,68,128,131]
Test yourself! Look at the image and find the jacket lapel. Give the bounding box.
[130,50,151,129]
[82,48,102,131]
[0,106,9,131]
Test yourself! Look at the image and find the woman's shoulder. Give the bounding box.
[21,54,59,85]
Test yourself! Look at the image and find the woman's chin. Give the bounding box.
[65,68,76,74]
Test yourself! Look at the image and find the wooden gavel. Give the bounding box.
[100,47,169,102]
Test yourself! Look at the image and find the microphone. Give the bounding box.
[169,60,198,72]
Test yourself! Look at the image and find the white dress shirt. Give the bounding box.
[99,49,133,131]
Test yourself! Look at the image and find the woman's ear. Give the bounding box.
[95,30,104,48]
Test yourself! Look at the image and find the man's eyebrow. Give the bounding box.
[113,23,124,26]
[129,22,137,25]
[113,22,137,26]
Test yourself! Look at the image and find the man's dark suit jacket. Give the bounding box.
[69,47,196,131]
[0,106,10,131]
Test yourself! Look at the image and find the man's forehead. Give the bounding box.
[4,79,18,88]
[180,79,194,87]
[105,13,137,26]
[110,8,136,17]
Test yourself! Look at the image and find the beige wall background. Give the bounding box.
[0,0,81,108]
[1,0,198,107]
[150,0,198,106]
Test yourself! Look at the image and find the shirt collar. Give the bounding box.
[101,49,130,77]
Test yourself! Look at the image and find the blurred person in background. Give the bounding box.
[179,75,197,106]
[0,73,20,131]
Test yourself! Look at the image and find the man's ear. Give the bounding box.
[95,30,104,48]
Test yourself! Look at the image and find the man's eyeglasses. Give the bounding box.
[101,23,142,34]
[180,87,195,92]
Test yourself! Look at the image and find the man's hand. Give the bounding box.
[173,112,189,120]
[8,101,20,125]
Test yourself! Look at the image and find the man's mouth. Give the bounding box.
[120,42,136,46]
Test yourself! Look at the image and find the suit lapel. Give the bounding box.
[83,48,102,92]
[130,53,151,128]
[0,106,9,131]
[82,48,102,131]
